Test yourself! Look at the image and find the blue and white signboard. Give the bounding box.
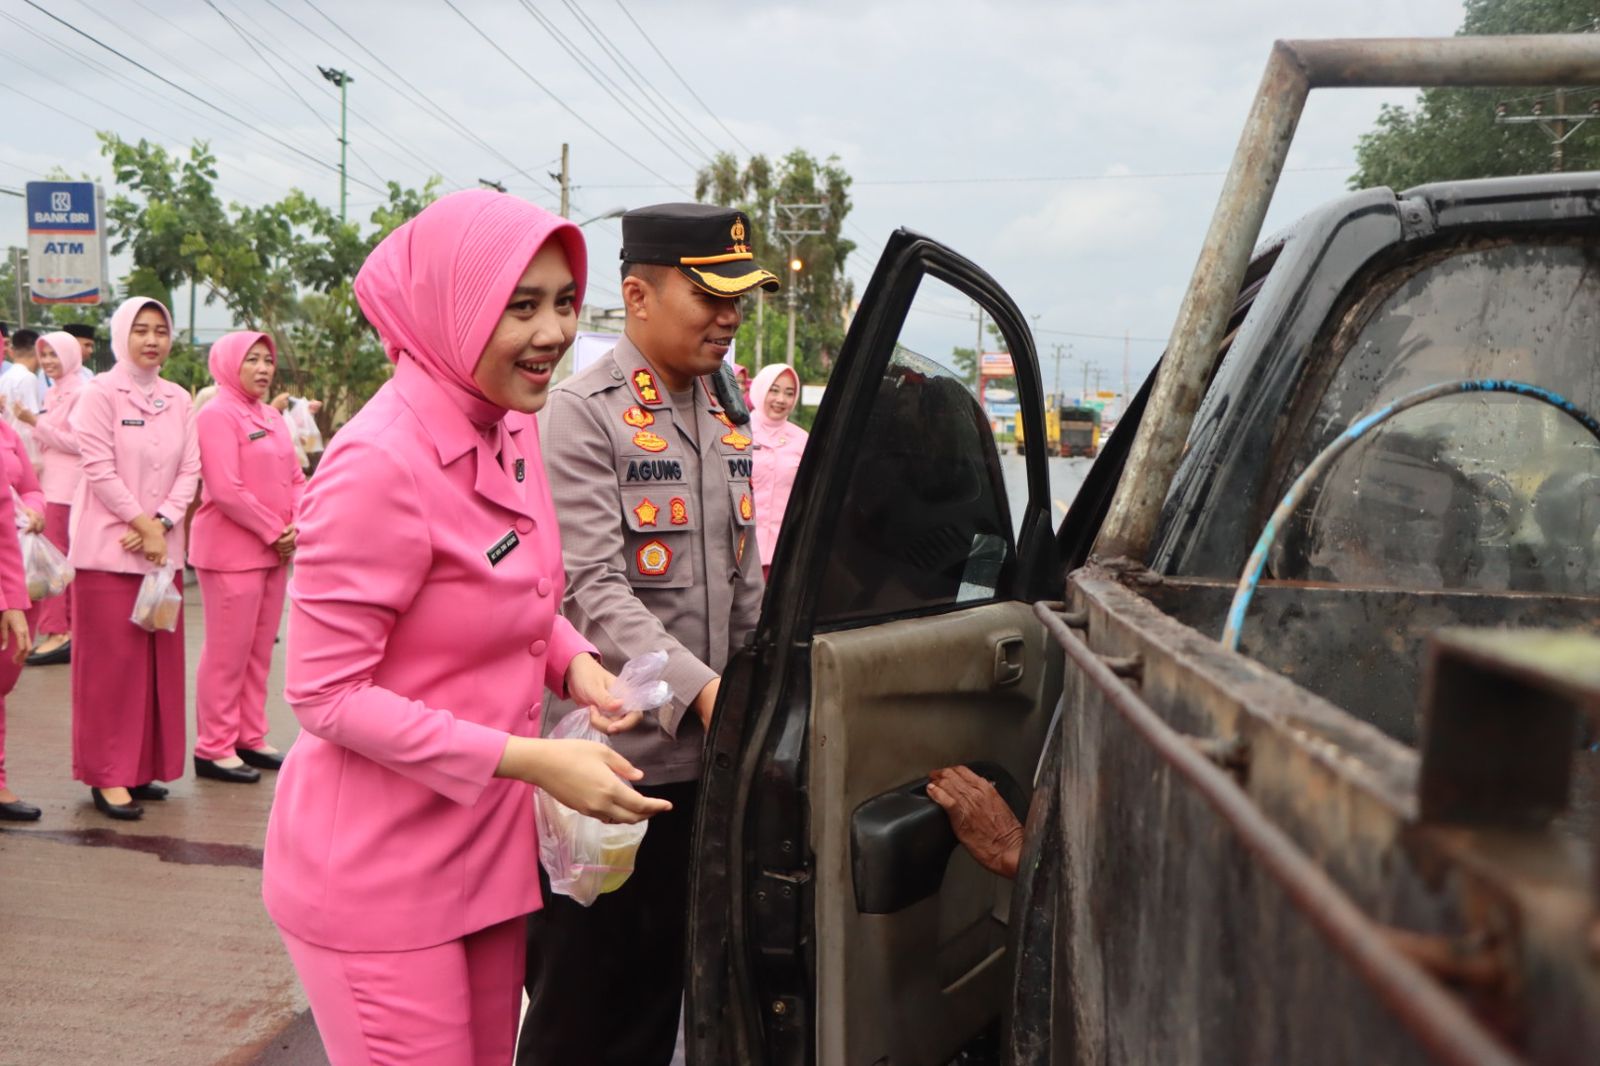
[25,181,106,305]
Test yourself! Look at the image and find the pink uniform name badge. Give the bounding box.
[486,529,520,566]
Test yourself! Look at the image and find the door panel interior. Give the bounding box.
[809,600,1059,1066]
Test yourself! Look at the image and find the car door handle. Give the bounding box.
[993,635,1025,686]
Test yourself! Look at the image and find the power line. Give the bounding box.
[20,0,385,194]
[440,0,690,194]
[513,0,707,172]
[295,0,565,203]
[613,0,755,158]
[557,0,722,161]
[575,164,1354,190]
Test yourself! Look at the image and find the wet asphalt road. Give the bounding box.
[1000,452,1096,536]
[0,453,1096,1066]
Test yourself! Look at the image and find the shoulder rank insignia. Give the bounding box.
[737,531,748,566]
[713,411,735,430]
[669,497,689,525]
[631,369,663,406]
[622,405,654,429]
[637,539,672,577]
[720,429,752,452]
[739,493,754,521]
[633,498,660,527]
[632,430,669,453]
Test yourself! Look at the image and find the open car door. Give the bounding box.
[687,230,1066,1065]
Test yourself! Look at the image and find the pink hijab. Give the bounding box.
[109,296,174,390]
[209,331,276,410]
[36,331,85,398]
[354,189,587,427]
[749,363,801,447]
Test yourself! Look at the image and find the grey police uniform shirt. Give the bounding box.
[539,336,765,785]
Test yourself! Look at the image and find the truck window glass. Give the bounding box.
[1271,240,1600,595]
[813,277,1017,626]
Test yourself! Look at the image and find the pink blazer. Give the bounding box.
[189,398,305,572]
[34,386,85,506]
[262,358,597,952]
[0,421,34,610]
[67,369,200,575]
[0,421,46,519]
[751,421,808,566]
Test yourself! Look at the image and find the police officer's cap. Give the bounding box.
[620,203,780,298]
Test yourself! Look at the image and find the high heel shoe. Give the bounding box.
[91,788,144,821]
[0,799,42,821]
[193,757,260,784]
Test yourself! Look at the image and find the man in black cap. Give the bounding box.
[519,204,778,1065]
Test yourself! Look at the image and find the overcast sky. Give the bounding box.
[1,0,1472,392]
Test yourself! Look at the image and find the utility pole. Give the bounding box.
[1051,343,1065,405]
[11,248,26,329]
[318,66,352,222]
[775,202,828,367]
[755,292,764,369]
[1495,91,1598,173]
[1081,360,1090,404]
[1123,331,1131,409]
[558,143,570,217]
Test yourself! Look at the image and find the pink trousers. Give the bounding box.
[194,565,286,760]
[0,626,23,791]
[34,502,71,635]
[278,917,527,1066]
[70,569,186,788]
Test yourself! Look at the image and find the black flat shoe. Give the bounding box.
[235,748,284,771]
[25,639,70,666]
[0,799,42,821]
[91,788,144,821]
[193,757,261,784]
[130,782,169,801]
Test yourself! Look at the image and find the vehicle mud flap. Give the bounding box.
[1006,692,1069,1066]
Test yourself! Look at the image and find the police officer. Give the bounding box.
[519,203,777,1065]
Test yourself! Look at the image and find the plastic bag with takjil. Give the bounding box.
[129,563,182,632]
[534,704,650,906]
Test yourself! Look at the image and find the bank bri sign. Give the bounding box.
[25,181,107,305]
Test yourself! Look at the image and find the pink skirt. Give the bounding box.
[70,569,186,788]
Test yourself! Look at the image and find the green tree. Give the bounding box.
[98,133,437,426]
[695,149,855,385]
[1351,0,1600,190]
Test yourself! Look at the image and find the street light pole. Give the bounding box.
[318,66,352,222]
[785,254,801,366]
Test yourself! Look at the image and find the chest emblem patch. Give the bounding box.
[720,429,752,452]
[636,539,672,577]
[622,405,654,429]
[632,430,669,453]
[631,369,663,406]
[737,531,747,565]
[633,497,661,527]
[739,493,754,521]
[514,458,525,482]
[669,497,689,525]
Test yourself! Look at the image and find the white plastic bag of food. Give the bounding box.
[129,563,182,632]
[534,706,649,906]
[610,649,672,725]
[21,530,73,601]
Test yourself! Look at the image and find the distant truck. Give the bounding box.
[1015,404,1098,458]
[1057,404,1100,458]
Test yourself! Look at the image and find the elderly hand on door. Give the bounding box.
[928,765,1024,881]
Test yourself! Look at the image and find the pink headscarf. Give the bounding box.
[209,330,275,409]
[354,189,587,427]
[749,363,800,446]
[109,296,174,390]
[36,331,85,398]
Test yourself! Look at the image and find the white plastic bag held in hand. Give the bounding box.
[609,650,672,717]
[130,563,182,632]
[21,531,73,601]
[534,707,649,906]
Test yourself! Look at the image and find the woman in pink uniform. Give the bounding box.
[749,362,809,579]
[68,297,200,821]
[262,189,670,1066]
[26,330,88,664]
[0,418,39,820]
[190,331,304,785]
